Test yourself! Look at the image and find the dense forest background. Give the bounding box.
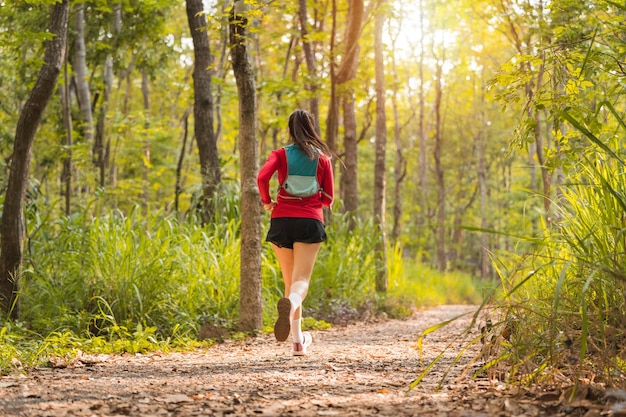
[0,0,624,387]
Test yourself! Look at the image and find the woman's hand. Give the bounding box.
[263,201,277,211]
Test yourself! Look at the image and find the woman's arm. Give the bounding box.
[319,157,334,207]
[257,151,281,205]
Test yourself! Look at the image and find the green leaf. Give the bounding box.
[556,110,625,166]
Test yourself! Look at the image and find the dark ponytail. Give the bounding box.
[288,110,333,159]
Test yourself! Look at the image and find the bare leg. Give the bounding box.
[272,242,321,343]
[288,242,322,315]
[272,242,321,318]
[272,243,294,298]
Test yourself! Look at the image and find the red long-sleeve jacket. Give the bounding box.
[257,147,334,223]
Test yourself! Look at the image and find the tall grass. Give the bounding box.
[476,122,626,388]
[23,206,242,338]
[19,205,484,339]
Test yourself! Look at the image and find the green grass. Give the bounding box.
[387,246,484,308]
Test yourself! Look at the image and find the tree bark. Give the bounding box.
[335,0,364,85]
[73,3,94,147]
[94,3,120,189]
[341,94,358,215]
[389,12,406,242]
[477,110,490,278]
[175,110,191,215]
[325,0,338,156]
[141,69,151,214]
[60,59,73,216]
[418,0,427,234]
[433,55,446,272]
[373,0,387,292]
[532,58,551,221]
[229,5,263,332]
[0,0,69,319]
[186,0,221,222]
[336,0,364,217]
[298,0,319,127]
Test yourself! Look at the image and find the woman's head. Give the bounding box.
[288,109,332,159]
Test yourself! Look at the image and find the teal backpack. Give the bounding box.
[280,144,320,198]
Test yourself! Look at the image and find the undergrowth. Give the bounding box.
[410,111,626,391]
[0,193,484,375]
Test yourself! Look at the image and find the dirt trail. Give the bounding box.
[0,305,618,416]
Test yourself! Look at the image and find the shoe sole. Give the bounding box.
[274,297,292,342]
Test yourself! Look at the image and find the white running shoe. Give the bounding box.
[292,332,312,356]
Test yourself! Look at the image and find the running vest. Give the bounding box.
[280,144,320,198]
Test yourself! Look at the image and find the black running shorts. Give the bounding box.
[266,218,327,249]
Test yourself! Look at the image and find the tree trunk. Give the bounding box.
[230,5,263,332]
[60,59,73,216]
[336,0,364,217]
[323,0,339,224]
[418,0,427,234]
[215,0,232,151]
[389,13,405,242]
[533,58,551,221]
[141,70,151,214]
[477,117,490,278]
[341,94,358,215]
[175,110,191,215]
[0,0,69,319]
[335,0,364,86]
[95,2,120,189]
[73,3,94,147]
[373,0,387,292]
[433,56,446,272]
[325,0,338,157]
[186,0,221,222]
[298,0,319,127]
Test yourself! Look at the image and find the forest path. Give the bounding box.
[0,305,614,416]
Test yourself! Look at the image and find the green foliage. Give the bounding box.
[23,202,242,338]
[308,215,379,317]
[0,323,41,375]
[387,245,485,308]
[459,0,626,389]
[478,112,626,388]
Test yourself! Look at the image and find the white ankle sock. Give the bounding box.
[291,318,303,343]
[288,293,302,314]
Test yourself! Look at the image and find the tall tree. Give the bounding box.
[298,0,320,126]
[417,0,428,242]
[0,0,70,319]
[94,2,120,188]
[433,49,446,272]
[476,76,490,278]
[230,1,263,331]
[373,0,387,292]
[73,3,94,158]
[60,56,73,216]
[388,14,407,242]
[336,0,364,216]
[325,0,339,158]
[141,69,151,214]
[186,0,222,222]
